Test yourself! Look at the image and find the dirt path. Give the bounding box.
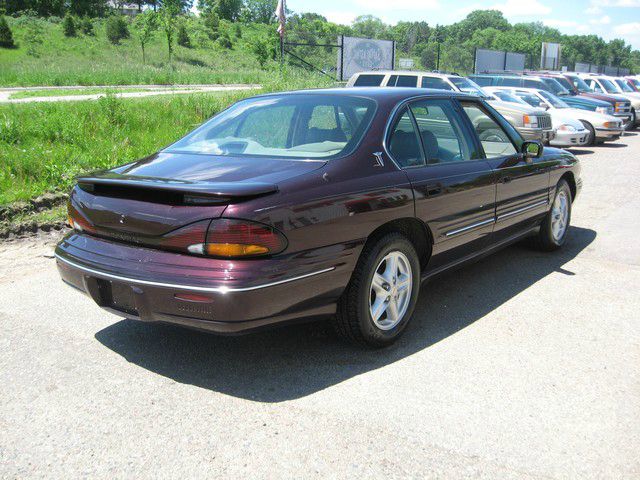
[0,84,261,104]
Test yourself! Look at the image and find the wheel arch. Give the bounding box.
[362,217,433,271]
[559,171,577,202]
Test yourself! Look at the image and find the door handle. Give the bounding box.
[426,184,443,197]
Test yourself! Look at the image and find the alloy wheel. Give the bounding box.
[369,251,413,330]
[551,190,569,242]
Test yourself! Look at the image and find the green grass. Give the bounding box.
[0,16,272,87]
[0,70,331,206]
[8,87,160,99]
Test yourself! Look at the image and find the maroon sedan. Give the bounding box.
[56,88,581,347]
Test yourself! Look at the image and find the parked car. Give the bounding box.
[56,88,581,347]
[557,72,633,127]
[578,74,640,127]
[485,86,623,146]
[623,76,640,92]
[347,71,555,144]
[470,73,617,119]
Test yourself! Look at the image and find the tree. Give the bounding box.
[80,17,94,35]
[132,11,157,63]
[217,30,232,49]
[202,10,219,40]
[352,15,387,39]
[243,0,277,24]
[177,22,191,47]
[68,0,107,17]
[63,14,77,37]
[252,38,273,67]
[214,0,243,21]
[106,15,129,45]
[0,16,15,49]
[159,0,181,62]
[23,17,44,56]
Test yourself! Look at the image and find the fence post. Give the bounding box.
[436,42,441,71]
[473,48,477,74]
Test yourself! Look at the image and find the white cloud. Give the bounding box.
[353,0,440,9]
[614,21,640,35]
[458,0,551,18]
[590,15,612,25]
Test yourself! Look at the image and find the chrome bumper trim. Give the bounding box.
[55,253,335,293]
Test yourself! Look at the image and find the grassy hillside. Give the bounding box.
[0,70,330,205]
[0,15,275,86]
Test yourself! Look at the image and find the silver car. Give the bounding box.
[346,71,556,143]
[486,86,623,146]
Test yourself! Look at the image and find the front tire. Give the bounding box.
[535,180,572,251]
[333,233,421,347]
[626,108,636,131]
[581,121,596,146]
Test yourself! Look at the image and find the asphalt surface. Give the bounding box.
[1,134,639,479]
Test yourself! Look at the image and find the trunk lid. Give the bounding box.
[71,152,325,238]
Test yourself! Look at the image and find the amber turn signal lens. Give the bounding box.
[204,243,269,257]
[603,121,618,129]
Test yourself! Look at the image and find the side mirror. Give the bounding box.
[522,140,543,160]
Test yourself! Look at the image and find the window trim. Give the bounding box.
[383,95,495,170]
[456,99,522,160]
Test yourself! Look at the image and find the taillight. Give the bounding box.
[188,219,287,258]
[67,203,96,234]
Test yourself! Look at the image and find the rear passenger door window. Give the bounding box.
[408,99,475,164]
[460,102,517,158]
[396,75,418,87]
[387,108,424,168]
[421,77,453,90]
[353,74,385,87]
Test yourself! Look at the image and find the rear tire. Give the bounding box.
[534,180,572,251]
[333,233,421,347]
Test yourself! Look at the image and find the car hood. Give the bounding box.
[548,109,587,130]
[561,108,619,125]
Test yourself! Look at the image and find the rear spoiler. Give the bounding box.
[76,175,279,205]
[77,175,279,198]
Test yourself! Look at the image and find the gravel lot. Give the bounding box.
[1,134,639,479]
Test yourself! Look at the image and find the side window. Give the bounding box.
[469,76,492,87]
[353,74,385,87]
[387,108,424,168]
[461,102,518,159]
[589,80,603,93]
[500,77,520,87]
[409,99,475,164]
[396,75,418,87]
[523,79,540,88]
[421,77,453,90]
[387,75,399,86]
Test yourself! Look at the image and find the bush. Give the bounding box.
[234,23,241,39]
[80,17,94,36]
[106,15,129,45]
[0,16,15,48]
[203,11,219,40]
[177,23,191,47]
[62,14,76,37]
[217,31,232,49]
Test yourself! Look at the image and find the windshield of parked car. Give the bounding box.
[614,79,634,92]
[553,76,577,94]
[514,92,544,108]
[538,90,569,108]
[491,90,528,105]
[166,94,377,159]
[567,75,593,94]
[599,78,621,94]
[629,78,640,89]
[448,77,490,98]
[540,78,571,96]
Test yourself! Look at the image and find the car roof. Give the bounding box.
[255,87,478,102]
[488,86,546,94]
[351,70,459,77]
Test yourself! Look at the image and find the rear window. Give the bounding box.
[167,94,377,159]
[354,74,385,87]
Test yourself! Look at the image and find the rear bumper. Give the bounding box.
[55,233,360,334]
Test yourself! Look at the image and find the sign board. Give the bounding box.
[541,42,561,70]
[474,48,525,73]
[338,36,395,81]
[399,58,414,69]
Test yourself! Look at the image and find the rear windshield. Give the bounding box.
[167,94,377,159]
[353,74,385,87]
[448,77,489,98]
[566,75,592,94]
[539,78,570,96]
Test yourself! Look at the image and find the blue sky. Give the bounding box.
[289,0,640,49]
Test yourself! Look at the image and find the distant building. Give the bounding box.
[107,1,142,16]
